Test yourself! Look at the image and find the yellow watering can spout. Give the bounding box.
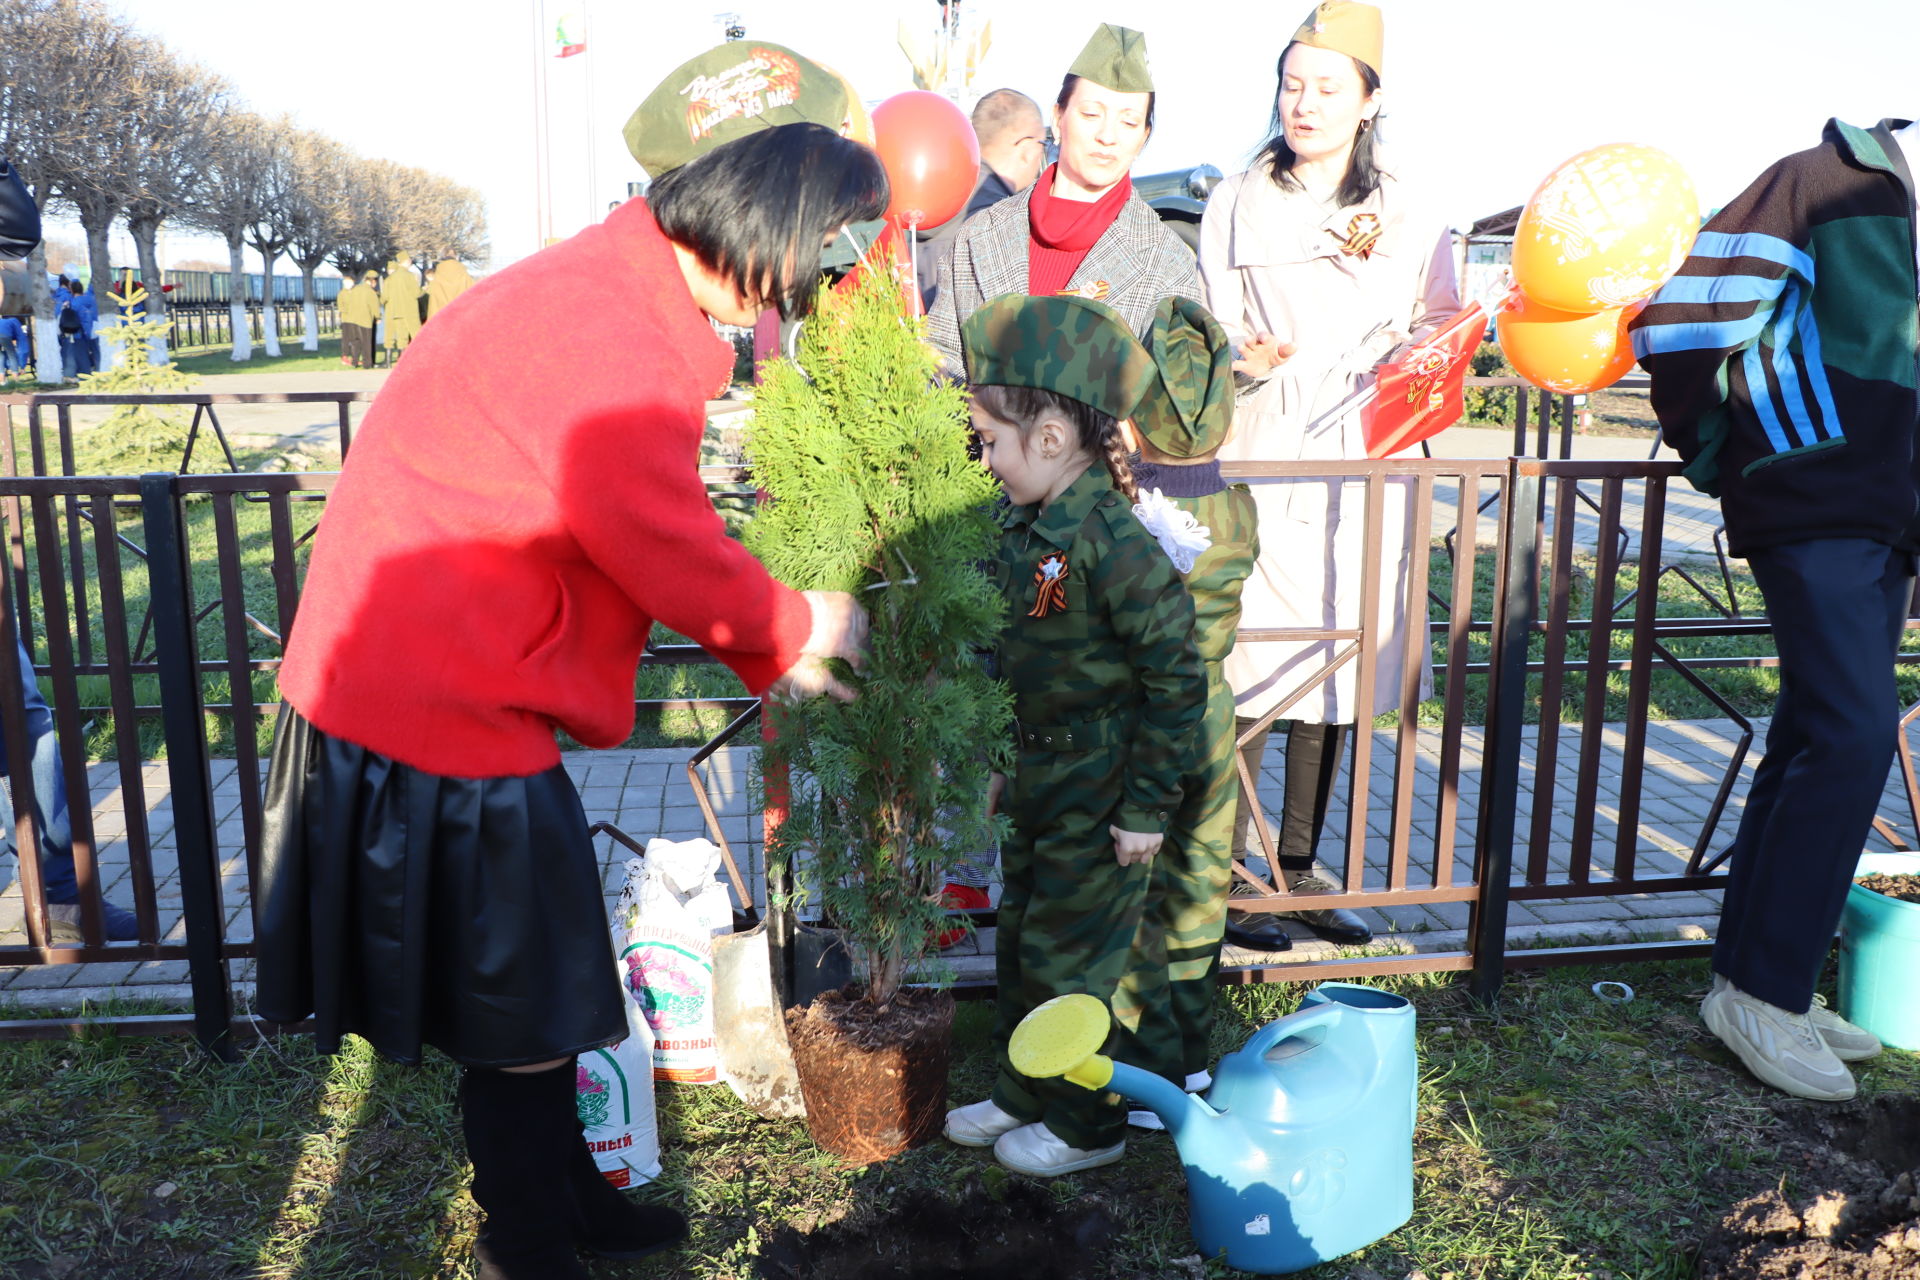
[1009,993,1114,1091]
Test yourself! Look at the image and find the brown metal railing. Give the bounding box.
[6,444,1919,1042]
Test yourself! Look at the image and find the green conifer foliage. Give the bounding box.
[746,265,1011,1007]
[75,291,198,474]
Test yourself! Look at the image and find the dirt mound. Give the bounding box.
[1696,1094,1920,1279]
[757,1180,1116,1280]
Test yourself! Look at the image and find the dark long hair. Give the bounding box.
[970,384,1137,502]
[649,122,888,321]
[1056,74,1156,134]
[1253,44,1384,209]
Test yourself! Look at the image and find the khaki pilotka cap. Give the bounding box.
[961,295,1159,422]
[1067,24,1154,94]
[1289,0,1384,77]
[1132,297,1236,459]
[624,42,852,178]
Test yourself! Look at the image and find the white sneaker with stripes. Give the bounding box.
[1702,978,1856,1101]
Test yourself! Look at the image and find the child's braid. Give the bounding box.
[1099,419,1139,504]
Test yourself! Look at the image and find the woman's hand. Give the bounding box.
[1109,825,1164,867]
[801,589,870,665]
[986,770,1007,819]
[1231,333,1297,379]
[769,590,870,703]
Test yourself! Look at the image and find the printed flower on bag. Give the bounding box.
[576,1064,612,1129]
[625,948,706,1033]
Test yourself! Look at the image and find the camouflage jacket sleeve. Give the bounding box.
[1092,509,1206,833]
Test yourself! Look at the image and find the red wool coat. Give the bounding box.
[279,199,810,777]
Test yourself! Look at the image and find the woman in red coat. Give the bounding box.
[256,117,886,1278]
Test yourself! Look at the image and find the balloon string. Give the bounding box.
[908,216,923,318]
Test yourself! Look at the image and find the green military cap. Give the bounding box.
[1068,24,1153,94]
[1133,297,1235,459]
[961,295,1156,422]
[625,42,852,178]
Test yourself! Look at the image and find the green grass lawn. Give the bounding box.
[2,962,1913,1279]
[168,338,355,379]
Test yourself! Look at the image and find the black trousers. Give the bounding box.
[1714,537,1915,1013]
[341,323,372,368]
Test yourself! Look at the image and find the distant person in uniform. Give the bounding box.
[426,258,476,322]
[339,270,379,369]
[380,258,422,358]
[916,88,1048,309]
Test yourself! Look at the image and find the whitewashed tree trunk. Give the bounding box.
[129,220,170,365]
[227,236,251,361]
[299,265,320,351]
[259,248,282,357]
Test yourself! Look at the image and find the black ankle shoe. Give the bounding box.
[1222,908,1294,952]
[474,1236,591,1280]
[567,1144,688,1260]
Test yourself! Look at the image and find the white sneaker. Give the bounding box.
[944,1098,1027,1148]
[1702,981,1856,1101]
[1808,995,1883,1062]
[992,1122,1124,1176]
[1128,1070,1214,1129]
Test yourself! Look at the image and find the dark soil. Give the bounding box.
[786,985,954,1165]
[757,1180,1117,1280]
[1856,873,1920,905]
[1695,1093,1920,1278]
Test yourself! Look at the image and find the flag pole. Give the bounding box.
[583,0,600,221]
[530,0,550,247]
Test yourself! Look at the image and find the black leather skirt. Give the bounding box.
[255,709,626,1067]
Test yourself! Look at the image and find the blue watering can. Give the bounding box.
[1010,982,1416,1274]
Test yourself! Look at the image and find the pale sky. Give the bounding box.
[69,0,1920,276]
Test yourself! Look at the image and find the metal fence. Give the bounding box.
[164,301,340,352]
[3,398,1917,1049]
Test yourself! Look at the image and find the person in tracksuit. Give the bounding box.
[1630,115,1915,1101]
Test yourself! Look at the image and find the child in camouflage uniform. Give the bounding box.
[1111,298,1261,1114]
[943,294,1207,1177]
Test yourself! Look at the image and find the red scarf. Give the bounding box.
[1026,165,1132,298]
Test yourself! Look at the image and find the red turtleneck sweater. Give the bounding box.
[1027,165,1132,297]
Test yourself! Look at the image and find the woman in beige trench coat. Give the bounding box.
[1198,0,1458,948]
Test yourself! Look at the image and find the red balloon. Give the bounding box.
[870,91,980,233]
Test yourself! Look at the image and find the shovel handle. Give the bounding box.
[1241,1000,1345,1060]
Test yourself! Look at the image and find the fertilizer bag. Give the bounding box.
[614,838,734,1083]
[575,957,662,1187]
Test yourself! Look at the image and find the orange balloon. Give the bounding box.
[1495,289,1645,395]
[1513,143,1699,313]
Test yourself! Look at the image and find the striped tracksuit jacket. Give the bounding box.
[1628,117,1920,558]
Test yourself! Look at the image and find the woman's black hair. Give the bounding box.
[649,122,888,322]
[971,384,1137,503]
[1056,74,1155,134]
[1253,43,1384,209]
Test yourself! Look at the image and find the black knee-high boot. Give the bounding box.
[564,1116,687,1259]
[462,1062,592,1280]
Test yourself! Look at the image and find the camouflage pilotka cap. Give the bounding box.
[1132,297,1235,459]
[961,295,1158,422]
[1289,0,1384,77]
[1067,24,1154,94]
[624,42,852,178]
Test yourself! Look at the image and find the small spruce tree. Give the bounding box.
[746,263,1011,1008]
[76,285,199,474]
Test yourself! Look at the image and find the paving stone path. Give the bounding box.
[6,715,1916,1010]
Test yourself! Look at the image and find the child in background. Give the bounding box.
[943,294,1206,1176]
[1111,297,1263,1118]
